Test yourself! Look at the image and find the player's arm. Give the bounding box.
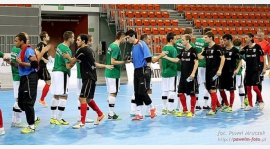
[163,55,180,63]
[63,52,77,69]
[197,48,205,60]
[152,52,167,63]
[234,54,242,75]
[35,45,51,62]
[16,49,38,68]
[216,49,225,76]
[95,62,114,70]
[190,55,198,80]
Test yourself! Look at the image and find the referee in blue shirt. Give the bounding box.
[125,29,157,120]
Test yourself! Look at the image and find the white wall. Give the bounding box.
[88,14,99,54]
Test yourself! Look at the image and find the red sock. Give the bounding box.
[210,92,218,111]
[0,109,3,128]
[216,98,221,107]
[88,99,103,116]
[80,103,87,124]
[229,91,234,108]
[40,84,50,101]
[179,94,188,111]
[219,90,229,106]
[247,86,253,107]
[190,95,196,114]
[253,86,264,103]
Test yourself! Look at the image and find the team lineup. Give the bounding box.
[0,27,269,135]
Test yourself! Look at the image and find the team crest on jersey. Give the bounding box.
[253,48,256,52]
[229,52,232,56]
[187,52,190,56]
[210,50,213,53]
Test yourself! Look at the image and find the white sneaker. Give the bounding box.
[11,122,26,128]
[241,104,245,109]
[0,128,5,135]
[259,102,265,110]
[72,122,85,129]
[130,110,136,116]
[85,118,94,123]
[244,105,254,111]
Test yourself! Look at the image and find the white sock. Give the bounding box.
[131,94,136,111]
[162,91,168,110]
[137,105,142,116]
[14,101,22,124]
[168,92,175,111]
[195,94,199,107]
[51,98,58,119]
[239,87,245,105]
[108,96,116,116]
[77,100,81,119]
[57,99,67,120]
[203,89,209,107]
[29,124,35,129]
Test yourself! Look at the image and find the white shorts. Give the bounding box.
[197,67,206,84]
[50,71,69,96]
[177,71,181,85]
[162,76,177,92]
[236,74,243,87]
[105,78,120,93]
[77,78,82,96]
[13,81,20,99]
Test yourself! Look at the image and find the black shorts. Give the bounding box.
[205,72,219,90]
[18,72,38,110]
[37,66,51,81]
[245,71,261,86]
[178,77,199,95]
[219,71,236,91]
[80,79,96,101]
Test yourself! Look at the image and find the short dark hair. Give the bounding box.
[203,27,211,34]
[115,31,126,40]
[204,31,214,41]
[184,27,193,34]
[87,34,93,42]
[79,34,88,44]
[222,34,233,41]
[183,34,192,43]
[16,32,27,44]
[140,33,148,41]
[125,29,137,39]
[245,32,254,43]
[167,32,176,42]
[233,38,242,46]
[63,31,74,41]
[39,31,48,41]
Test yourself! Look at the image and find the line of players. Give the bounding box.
[129,27,269,118]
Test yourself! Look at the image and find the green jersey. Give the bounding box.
[161,45,177,78]
[174,39,195,71]
[194,38,208,67]
[105,43,122,78]
[76,48,81,79]
[10,46,20,81]
[0,51,3,58]
[52,43,72,77]
[235,46,243,75]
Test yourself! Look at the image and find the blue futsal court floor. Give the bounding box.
[0,79,270,145]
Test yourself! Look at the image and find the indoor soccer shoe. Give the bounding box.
[94,113,105,125]
[108,113,122,120]
[72,122,85,129]
[206,110,216,116]
[0,128,5,135]
[244,98,249,106]
[186,112,195,118]
[132,115,143,121]
[21,126,35,134]
[175,111,188,117]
